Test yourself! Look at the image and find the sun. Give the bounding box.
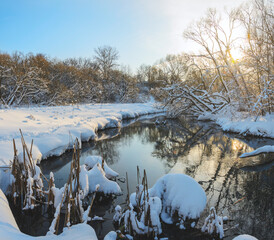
[230,48,243,62]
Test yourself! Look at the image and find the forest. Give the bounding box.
[0,1,273,120]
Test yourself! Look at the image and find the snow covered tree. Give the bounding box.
[0,52,50,106]
[161,0,273,117]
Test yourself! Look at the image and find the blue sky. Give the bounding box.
[0,0,245,70]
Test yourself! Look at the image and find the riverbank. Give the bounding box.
[0,103,162,167]
[0,109,268,240]
[198,110,274,139]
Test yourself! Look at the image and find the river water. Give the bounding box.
[18,117,274,239]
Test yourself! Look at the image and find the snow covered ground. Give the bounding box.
[0,103,268,240]
[0,103,162,240]
[198,110,274,138]
[0,103,162,167]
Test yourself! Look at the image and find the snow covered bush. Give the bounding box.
[114,170,162,239]
[150,174,206,227]
[130,173,207,229]
[11,134,45,210]
[9,136,122,236]
[49,152,121,234]
[201,207,224,239]
[115,171,206,239]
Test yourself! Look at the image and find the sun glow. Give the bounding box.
[230,48,243,62]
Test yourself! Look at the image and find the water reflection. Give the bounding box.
[39,118,274,240]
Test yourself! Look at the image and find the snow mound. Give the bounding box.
[233,234,258,240]
[104,231,117,240]
[80,164,121,195]
[149,174,206,221]
[240,145,274,158]
[131,173,206,224]
[84,155,119,179]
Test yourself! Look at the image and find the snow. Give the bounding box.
[131,173,206,223]
[0,169,14,193]
[201,207,224,239]
[113,205,122,222]
[84,155,119,179]
[52,185,66,208]
[0,189,98,240]
[149,174,206,221]
[0,103,162,167]
[123,203,148,235]
[48,203,61,234]
[0,189,19,231]
[79,164,121,195]
[115,173,205,238]
[233,235,258,240]
[240,145,274,158]
[104,231,117,240]
[148,197,162,234]
[198,110,274,138]
[92,216,104,221]
[0,103,162,239]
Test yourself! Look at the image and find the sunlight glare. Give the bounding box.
[230,48,243,62]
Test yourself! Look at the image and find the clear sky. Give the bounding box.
[0,0,246,70]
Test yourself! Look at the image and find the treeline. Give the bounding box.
[1,0,272,116]
[137,0,273,117]
[0,46,140,106]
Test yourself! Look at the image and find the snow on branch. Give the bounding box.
[240,145,274,158]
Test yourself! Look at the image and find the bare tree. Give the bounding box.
[238,0,274,115]
[94,46,119,80]
[158,53,190,84]
[161,1,273,117]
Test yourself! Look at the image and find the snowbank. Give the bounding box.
[130,173,206,226]
[0,189,98,240]
[0,103,162,167]
[240,145,274,158]
[0,103,161,239]
[198,111,274,138]
[233,234,258,240]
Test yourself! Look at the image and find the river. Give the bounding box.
[16,116,274,239]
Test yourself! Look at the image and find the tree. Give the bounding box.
[158,53,190,84]
[161,1,273,117]
[238,0,274,115]
[94,46,119,80]
[0,53,12,105]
